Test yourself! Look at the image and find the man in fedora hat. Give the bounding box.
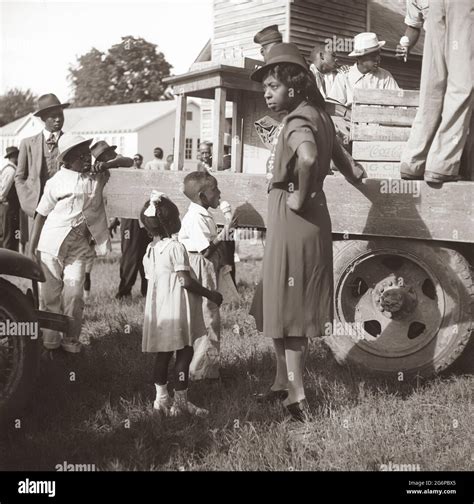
[15,93,69,246]
[398,0,473,182]
[0,146,20,250]
[254,24,283,62]
[328,33,399,108]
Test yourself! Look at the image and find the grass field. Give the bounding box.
[1,242,473,471]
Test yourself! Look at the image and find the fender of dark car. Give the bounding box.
[0,249,45,282]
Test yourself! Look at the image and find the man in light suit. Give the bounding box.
[15,93,69,244]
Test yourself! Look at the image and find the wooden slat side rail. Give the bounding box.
[353,88,420,107]
[352,106,418,127]
[359,162,401,179]
[352,141,405,161]
[104,170,474,243]
[352,124,411,142]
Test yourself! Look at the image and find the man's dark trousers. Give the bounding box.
[118,219,151,297]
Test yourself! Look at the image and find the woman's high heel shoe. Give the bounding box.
[254,389,288,404]
[285,399,310,422]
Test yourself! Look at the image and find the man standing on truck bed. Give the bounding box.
[398,0,473,183]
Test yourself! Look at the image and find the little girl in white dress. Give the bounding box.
[140,191,223,417]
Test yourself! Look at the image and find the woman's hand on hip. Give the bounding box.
[287,190,301,212]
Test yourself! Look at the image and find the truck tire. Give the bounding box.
[0,278,40,426]
[325,239,474,378]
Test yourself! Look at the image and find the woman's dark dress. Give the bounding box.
[254,100,335,339]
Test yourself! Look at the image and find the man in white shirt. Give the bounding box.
[144,147,168,170]
[0,146,20,250]
[28,135,112,352]
[327,33,400,108]
[399,0,473,182]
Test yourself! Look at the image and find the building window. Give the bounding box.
[185,138,193,160]
[186,111,193,121]
[196,138,200,158]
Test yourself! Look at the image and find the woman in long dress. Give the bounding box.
[250,44,365,421]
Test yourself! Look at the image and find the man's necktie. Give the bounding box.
[46,133,57,151]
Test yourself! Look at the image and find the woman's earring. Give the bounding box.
[288,88,295,98]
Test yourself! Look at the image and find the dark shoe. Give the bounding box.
[254,389,288,404]
[285,399,310,422]
[115,292,131,300]
[400,174,423,180]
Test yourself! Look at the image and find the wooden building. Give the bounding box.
[165,0,424,173]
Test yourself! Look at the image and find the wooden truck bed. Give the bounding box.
[105,90,473,245]
[105,170,474,244]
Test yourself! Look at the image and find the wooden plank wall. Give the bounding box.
[104,169,474,244]
[289,0,367,58]
[212,0,288,62]
[380,57,422,91]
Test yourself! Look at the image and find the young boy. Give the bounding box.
[178,171,233,380]
[83,141,134,300]
[28,135,115,353]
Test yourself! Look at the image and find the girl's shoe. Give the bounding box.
[171,391,209,418]
[61,340,82,354]
[153,395,172,415]
[284,398,311,423]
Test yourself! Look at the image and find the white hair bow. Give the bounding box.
[144,190,168,217]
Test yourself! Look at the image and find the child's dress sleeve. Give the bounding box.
[142,244,152,280]
[169,242,192,272]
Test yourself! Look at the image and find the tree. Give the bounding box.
[0,88,37,126]
[68,48,112,107]
[69,36,173,107]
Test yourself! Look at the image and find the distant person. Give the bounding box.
[144,147,167,170]
[109,150,150,300]
[308,42,348,100]
[196,142,213,172]
[84,141,134,300]
[254,24,283,62]
[133,153,143,169]
[165,154,174,171]
[0,146,20,251]
[328,33,400,108]
[15,93,69,248]
[140,190,222,416]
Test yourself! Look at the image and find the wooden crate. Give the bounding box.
[351,89,420,178]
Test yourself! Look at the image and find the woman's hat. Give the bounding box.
[348,32,386,57]
[4,146,19,159]
[33,93,70,117]
[57,134,93,163]
[90,140,117,160]
[251,43,308,82]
